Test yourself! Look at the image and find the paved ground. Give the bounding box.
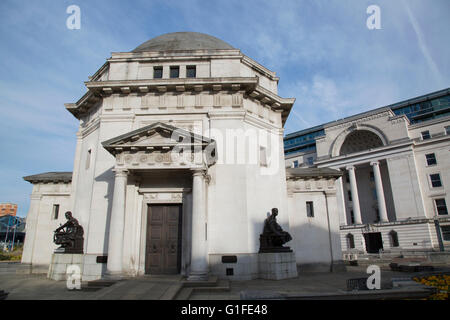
[0,265,446,300]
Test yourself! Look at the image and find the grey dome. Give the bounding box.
[132,32,235,52]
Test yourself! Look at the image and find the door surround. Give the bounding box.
[137,188,191,276]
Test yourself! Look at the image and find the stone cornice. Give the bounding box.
[109,49,242,60]
[85,77,257,93]
[66,77,295,127]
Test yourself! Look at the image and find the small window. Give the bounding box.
[347,190,352,202]
[260,147,268,167]
[86,149,92,169]
[346,233,355,249]
[186,65,196,78]
[425,153,437,166]
[170,66,179,78]
[441,226,450,241]
[307,157,314,166]
[153,66,163,79]
[430,174,442,188]
[445,126,450,135]
[52,204,60,220]
[306,201,314,217]
[426,153,437,166]
[293,160,299,168]
[435,198,448,215]
[350,210,355,224]
[421,130,431,140]
[389,230,399,247]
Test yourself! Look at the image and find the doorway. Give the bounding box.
[145,204,182,274]
[363,232,383,253]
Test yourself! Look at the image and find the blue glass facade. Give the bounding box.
[391,94,450,124]
[284,128,324,155]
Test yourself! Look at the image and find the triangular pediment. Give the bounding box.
[102,122,214,154]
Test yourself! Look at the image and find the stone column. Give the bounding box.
[106,168,128,276]
[188,169,208,281]
[346,165,362,224]
[370,161,389,222]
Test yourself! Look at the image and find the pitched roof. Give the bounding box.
[23,172,72,184]
[286,167,342,179]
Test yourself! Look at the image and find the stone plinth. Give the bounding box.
[47,253,83,281]
[258,252,298,280]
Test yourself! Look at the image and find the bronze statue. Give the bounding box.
[53,211,84,254]
[259,208,292,253]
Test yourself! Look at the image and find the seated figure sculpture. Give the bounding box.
[259,208,293,253]
[53,211,84,254]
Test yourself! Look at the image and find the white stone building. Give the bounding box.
[22,32,345,281]
[285,88,450,255]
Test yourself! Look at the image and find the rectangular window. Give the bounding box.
[348,190,352,202]
[259,146,268,167]
[421,130,431,140]
[293,160,299,168]
[170,66,179,78]
[445,126,450,135]
[441,226,450,241]
[52,204,60,220]
[306,201,314,217]
[153,66,163,79]
[86,149,91,169]
[425,153,437,166]
[430,173,442,188]
[307,157,314,166]
[435,199,448,215]
[186,65,196,78]
[350,210,355,224]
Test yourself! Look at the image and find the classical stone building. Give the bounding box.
[285,88,450,255]
[22,32,344,280]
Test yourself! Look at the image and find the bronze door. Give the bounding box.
[145,204,182,274]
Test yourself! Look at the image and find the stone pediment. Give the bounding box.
[102,122,216,168]
[102,122,215,154]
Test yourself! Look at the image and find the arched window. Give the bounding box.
[340,130,384,155]
[389,230,399,247]
[346,233,355,249]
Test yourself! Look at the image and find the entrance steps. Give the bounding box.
[173,276,230,300]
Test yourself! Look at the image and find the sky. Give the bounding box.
[0,0,449,217]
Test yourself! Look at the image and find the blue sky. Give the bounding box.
[0,0,449,217]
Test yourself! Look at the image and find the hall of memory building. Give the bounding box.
[21,32,344,281]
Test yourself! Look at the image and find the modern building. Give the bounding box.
[22,32,345,280]
[285,88,450,254]
[0,215,26,244]
[0,203,18,217]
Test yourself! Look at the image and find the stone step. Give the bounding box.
[181,275,219,288]
[81,279,118,291]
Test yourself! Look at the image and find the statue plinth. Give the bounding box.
[257,208,297,280]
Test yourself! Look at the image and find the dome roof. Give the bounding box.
[132,32,235,52]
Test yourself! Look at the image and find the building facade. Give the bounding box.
[285,88,450,254]
[0,203,18,217]
[22,32,344,281]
